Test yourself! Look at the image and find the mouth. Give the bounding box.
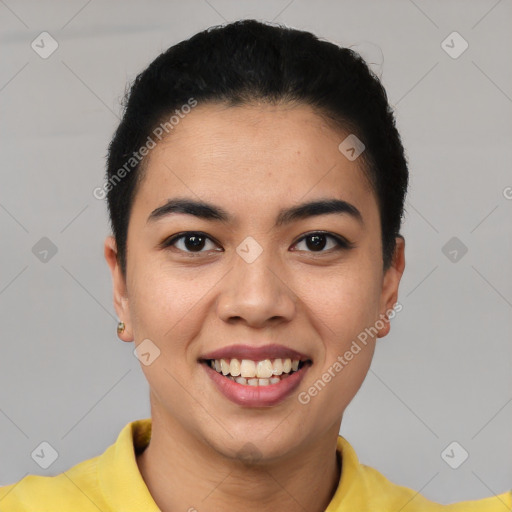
[198,345,313,407]
[201,357,312,387]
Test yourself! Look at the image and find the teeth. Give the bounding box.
[240,359,256,378]
[256,359,273,379]
[220,359,230,375]
[230,359,241,377]
[209,357,305,386]
[272,358,283,375]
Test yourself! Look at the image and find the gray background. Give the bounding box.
[1,0,511,504]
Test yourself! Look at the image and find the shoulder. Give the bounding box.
[0,454,107,511]
[0,418,153,511]
[360,463,512,511]
[330,436,512,511]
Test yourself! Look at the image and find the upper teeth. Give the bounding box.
[211,358,300,378]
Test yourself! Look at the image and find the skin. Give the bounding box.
[104,101,406,512]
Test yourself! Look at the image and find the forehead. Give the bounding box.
[133,102,376,224]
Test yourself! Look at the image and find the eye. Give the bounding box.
[161,230,353,256]
[292,232,353,253]
[161,231,221,256]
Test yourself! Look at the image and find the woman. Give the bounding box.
[1,18,510,511]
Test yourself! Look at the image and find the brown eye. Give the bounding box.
[162,232,221,254]
[292,232,352,253]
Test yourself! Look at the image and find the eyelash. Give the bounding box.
[160,231,354,257]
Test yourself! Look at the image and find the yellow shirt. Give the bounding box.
[1,418,510,511]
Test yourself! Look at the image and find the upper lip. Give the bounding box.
[200,344,311,362]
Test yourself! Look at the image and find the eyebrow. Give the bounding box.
[147,197,364,227]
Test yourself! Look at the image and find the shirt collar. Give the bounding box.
[98,417,160,511]
[326,435,369,510]
[98,417,365,511]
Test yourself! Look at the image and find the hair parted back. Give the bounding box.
[106,19,408,277]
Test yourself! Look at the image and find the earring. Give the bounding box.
[117,321,126,335]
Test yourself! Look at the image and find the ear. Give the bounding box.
[104,235,134,342]
[376,235,406,338]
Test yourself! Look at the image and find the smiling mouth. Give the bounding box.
[201,358,312,386]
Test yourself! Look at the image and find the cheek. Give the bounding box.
[314,265,381,399]
[296,265,380,348]
[128,270,204,392]
[128,261,179,332]
[128,261,215,352]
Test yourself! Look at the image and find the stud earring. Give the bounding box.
[117,321,126,335]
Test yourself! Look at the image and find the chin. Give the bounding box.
[205,429,302,466]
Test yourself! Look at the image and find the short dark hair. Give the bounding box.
[105,19,408,277]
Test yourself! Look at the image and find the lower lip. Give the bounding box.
[202,362,310,407]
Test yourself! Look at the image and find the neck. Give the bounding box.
[136,406,342,512]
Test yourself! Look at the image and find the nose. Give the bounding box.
[216,247,297,328]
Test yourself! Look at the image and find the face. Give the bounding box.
[105,102,405,462]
